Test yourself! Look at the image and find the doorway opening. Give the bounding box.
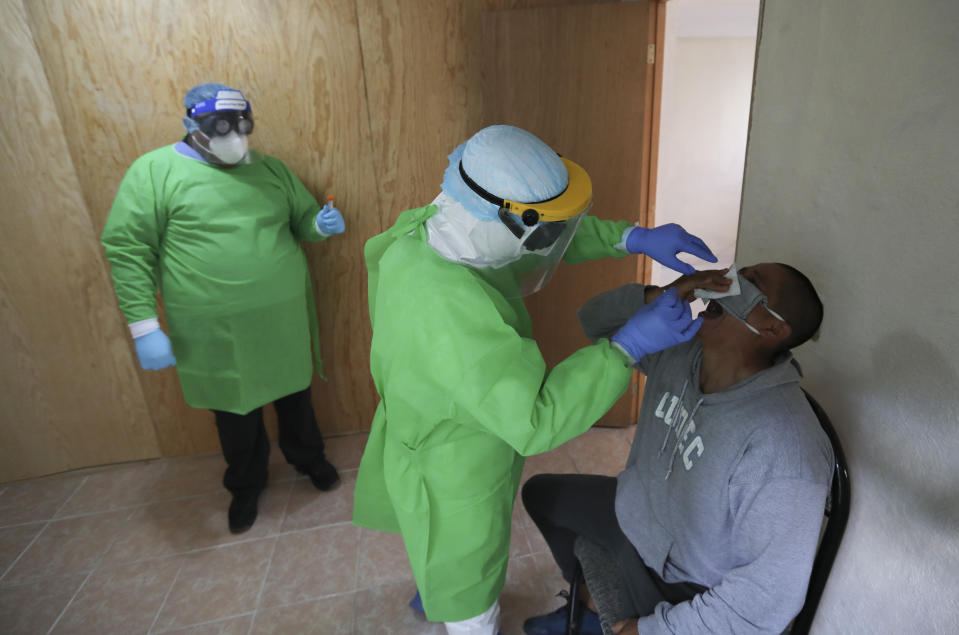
[650,0,761,292]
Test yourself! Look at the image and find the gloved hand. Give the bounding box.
[625,223,717,275]
[610,288,702,364]
[315,205,346,235]
[134,329,177,370]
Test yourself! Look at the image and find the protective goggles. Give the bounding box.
[193,111,254,137]
[186,89,253,137]
[715,272,786,335]
[458,156,593,248]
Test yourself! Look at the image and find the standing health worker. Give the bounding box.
[353,125,717,635]
[102,83,343,534]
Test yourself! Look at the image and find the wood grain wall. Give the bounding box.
[0,0,159,482]
[2,0,600,480]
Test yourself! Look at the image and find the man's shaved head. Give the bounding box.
[769,263,823,351]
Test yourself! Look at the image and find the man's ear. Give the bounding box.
[763,319,791,344]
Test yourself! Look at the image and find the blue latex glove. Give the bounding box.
[134,329,176,370]
[316,204,346,235]
[625,223,717,275]
[611,288,702,363]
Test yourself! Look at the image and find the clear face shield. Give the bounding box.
[459,156,593,298]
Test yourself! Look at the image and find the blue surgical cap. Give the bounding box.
[181,82,239,133]
[441,125,569,221]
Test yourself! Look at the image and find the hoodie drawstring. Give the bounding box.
[660,380,689,455]
[665,396,704,480]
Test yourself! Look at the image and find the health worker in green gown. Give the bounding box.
[102,83,343,535]
[353,124,718,635]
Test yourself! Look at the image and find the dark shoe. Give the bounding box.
[297,457,340,491]
[523,597,602,635]
[410,590,425,615]
[228,490,260,534]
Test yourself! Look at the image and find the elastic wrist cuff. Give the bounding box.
[614,223,639,253]
[314,212,331,237]
[129,317,160,339]
[610,340,638,366]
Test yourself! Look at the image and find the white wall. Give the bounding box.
[652,0,760,288]
[737,1,959,632]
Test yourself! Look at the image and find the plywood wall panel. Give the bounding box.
[215,1,383,438]
[25,0,225,456]
[355,0,471,223]
[26,0,382,451]
[3,0,616,475]
[0,0,159,482]
[355,0,607,226]
[481,2,652,426]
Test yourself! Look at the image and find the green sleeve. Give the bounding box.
[453,337,633,456]
[100,157,165,324]
[563,215,631,265]
[578,283,659,374]
[276,158,326,243]
[374,238,632,457]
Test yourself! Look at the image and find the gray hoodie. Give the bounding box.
[579,284,833,635]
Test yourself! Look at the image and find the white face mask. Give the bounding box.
[427,193,525,268]
[207,131,249,165]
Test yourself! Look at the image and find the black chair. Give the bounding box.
[566,390,850,635]
[790,390,851,634]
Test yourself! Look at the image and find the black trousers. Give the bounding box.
[212,387,327,495]
[522,473,705,618]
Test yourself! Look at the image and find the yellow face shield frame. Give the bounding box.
[458,156,593,227]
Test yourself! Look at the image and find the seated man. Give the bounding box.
[522,264,832,635]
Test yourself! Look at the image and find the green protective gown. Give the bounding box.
[101,144,327,415]
[353,205,635,622]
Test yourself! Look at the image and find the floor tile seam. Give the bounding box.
[96,531,281,574]
[0,518,50,531]
[154,611,255,635]
[0,566,96,590]
[146,555,186,635]
[566,443,590,475]
[52,489,231,520]
[83,510,140,580]
[51,475,88,520]
[89,549,184,575]
[350,586,360,635]
[350,518,363,615]
[144,532,287,562]
[273,519,356,539]
[524,551,560,599]
[273,478,296,533]
[253,587,360,619]
[2,469,353,525]
[349,574,421,595]
[44,568,94,635]
[17,497,351,582]
[0,518,51,583]
[247,533,281,634]
[47,468,348,521]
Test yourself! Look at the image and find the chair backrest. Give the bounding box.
[790,390,851,634]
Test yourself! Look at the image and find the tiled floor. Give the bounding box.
[0,425,635,635]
